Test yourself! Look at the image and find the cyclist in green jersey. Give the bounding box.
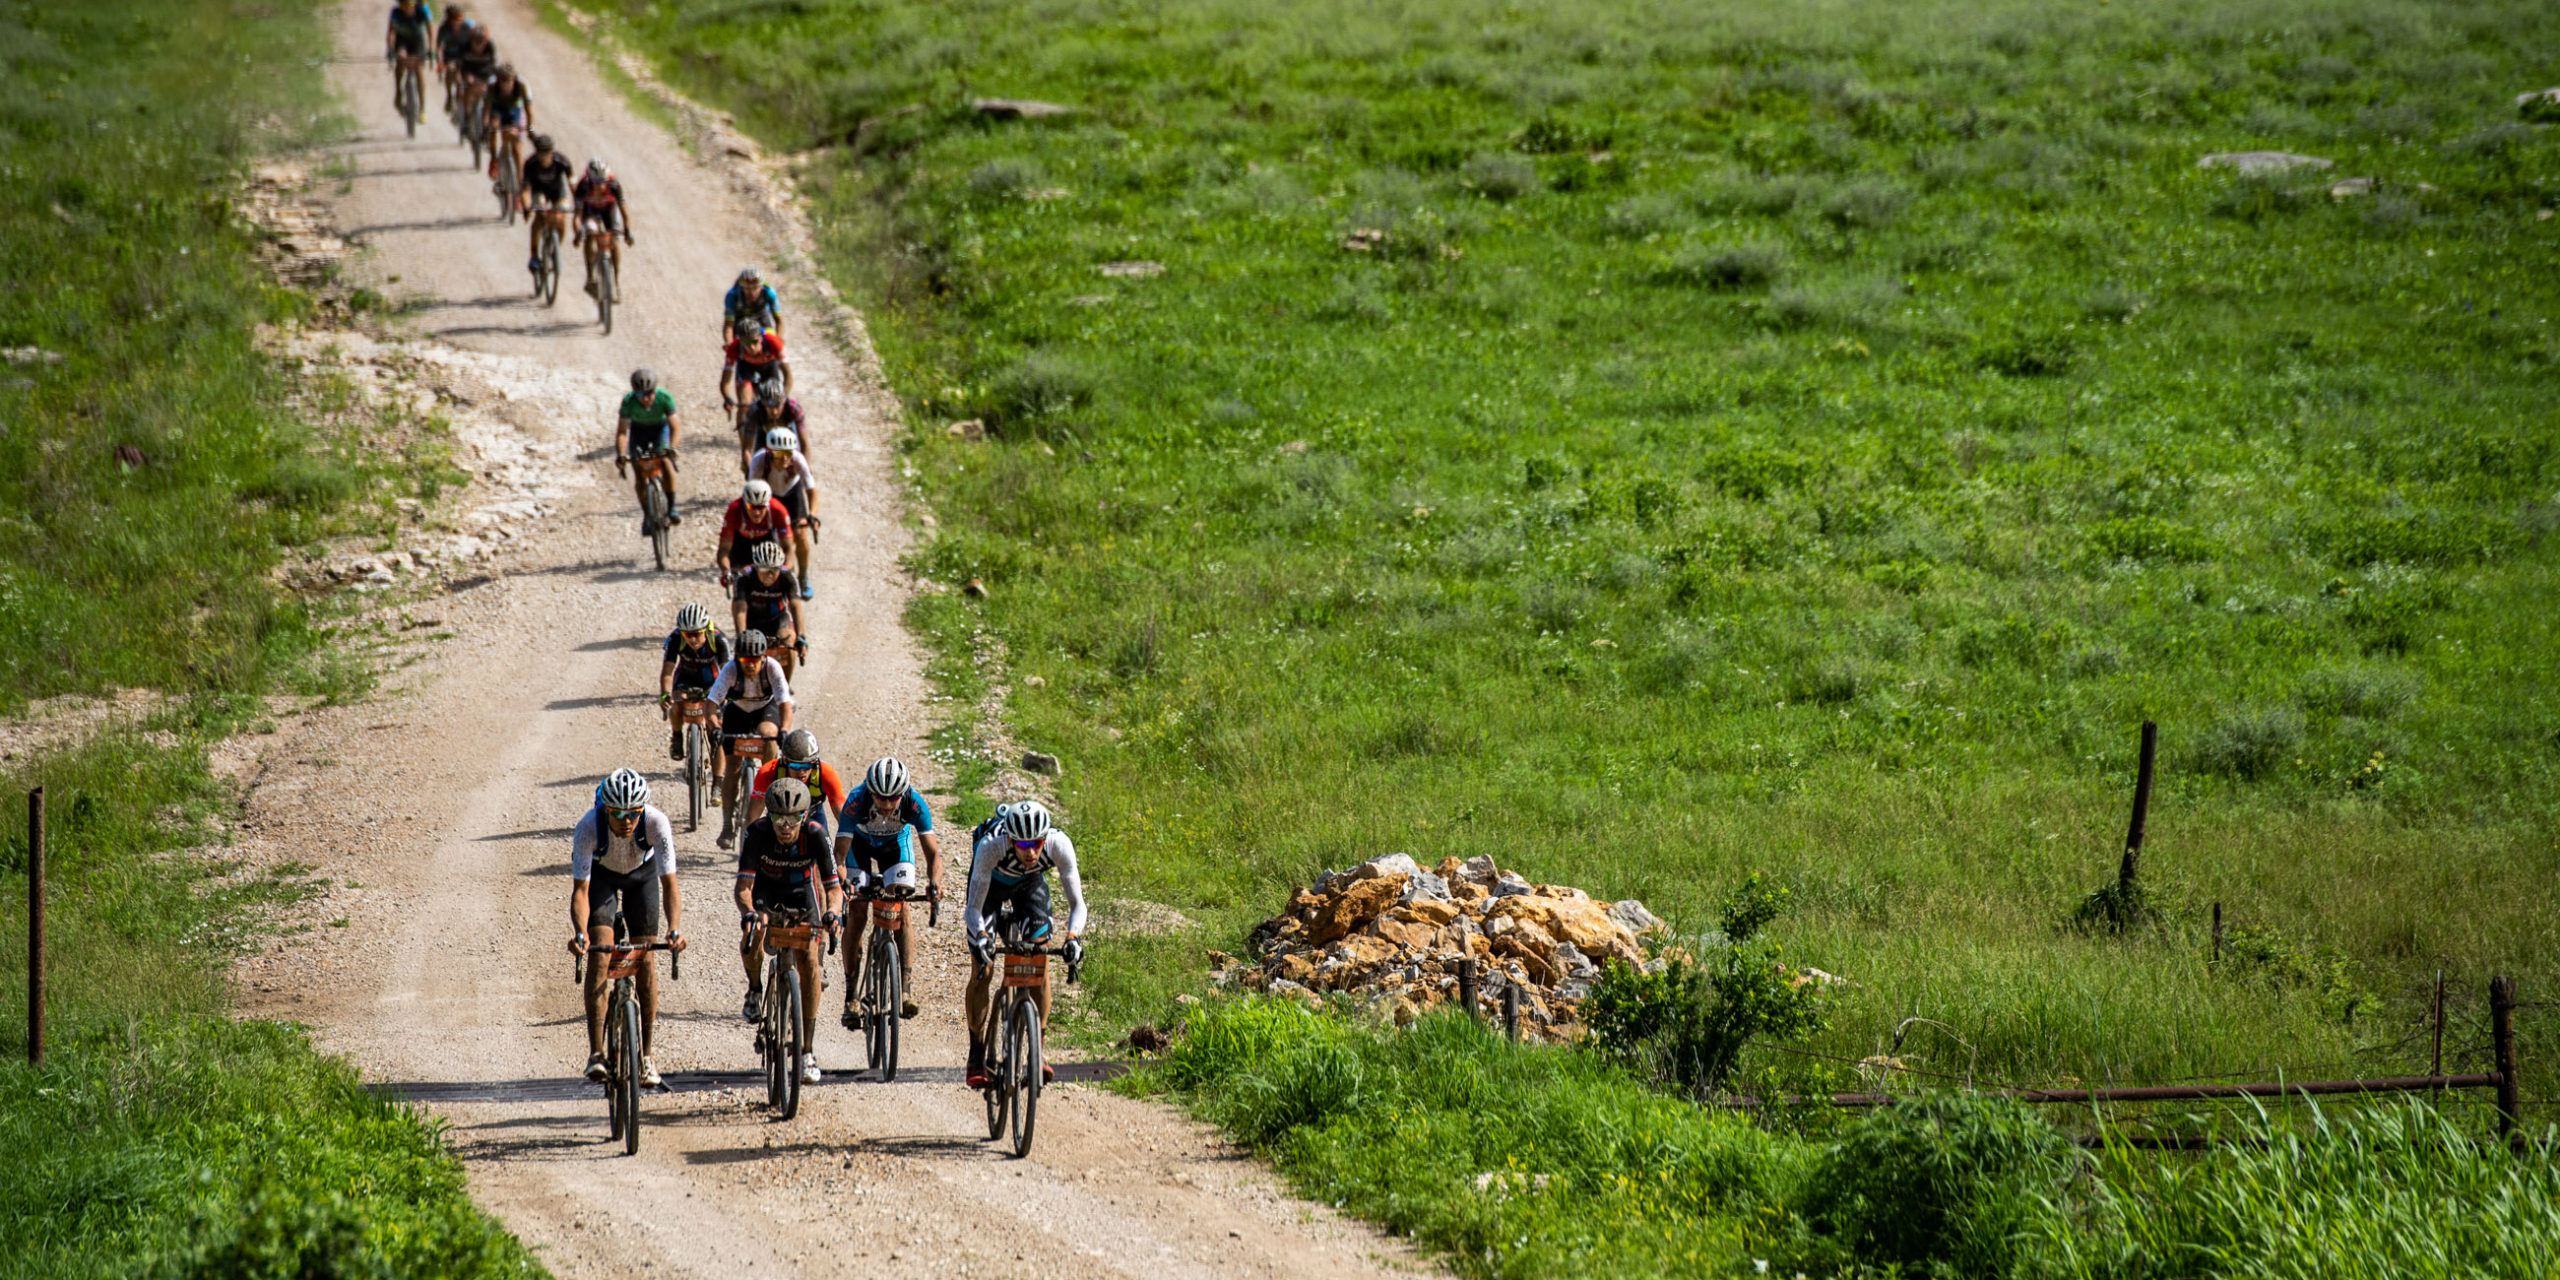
[615,368,684,531]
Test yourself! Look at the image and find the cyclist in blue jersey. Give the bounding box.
[722,267,781,342]
[658,602,729,761]
[834,756,941,1028]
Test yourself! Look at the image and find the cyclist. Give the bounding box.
[733,777,840,1085]
[730,541,806,675]
[615,367,683,534]
[449,23,497,129]
[743,728,848,830]
[521,133,576,266]
[434,5,468,111]
[741,379,811,457]
[723,267,782,342]
[747,427,820,599]
[718,319,791,464]
[658,602,729,761]
[837,756,941,1029]
[714,479,795,584]
[481,64,533,186]
[962,800,1084,1090]
[707,629,795,848]
[569,768,686,1089]
[385,0,435,114]
[573,159,632,300]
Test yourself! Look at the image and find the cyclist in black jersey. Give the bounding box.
[434,6,468,109]
[730,542,806,674]
[520,133,575,268]
[385,0,435,115]
[733,779,841,1080]
[659,603,730,761]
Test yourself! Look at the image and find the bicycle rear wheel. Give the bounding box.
[775,962,804,1119]
[496,153,517,225]
[1006,1001,1042,1158]
[684,724,706,832]
[618,993,643,1156]
[605,999,628,1142]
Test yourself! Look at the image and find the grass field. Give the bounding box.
[0,0,544,1273]
[579,0,2560,1093]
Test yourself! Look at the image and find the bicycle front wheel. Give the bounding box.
[618,994,643,1156]
[762,962,787,1108]
[645,479,670,569]
[605,1000,628,1142]
[983,1001,1007,1139]
[775,962,804,1120]
[595,253,616,334]
[1006,1000,1042,1158]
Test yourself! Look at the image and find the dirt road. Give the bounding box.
[224,4,1426,1276]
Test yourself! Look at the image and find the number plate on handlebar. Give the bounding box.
[1004,954,1048,988]
[603,956,645,982]
[762,924,816,952]
[871,901,906,929]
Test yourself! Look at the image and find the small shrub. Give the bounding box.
[965,157,1044,203]
[2193,707,2304,781]
[1971,327,2075,378]
[2080,283,2149,323]
[1819,178,1909,231]
[1802,1093,2079,1276]
[2210,174,2316,221]
[1697,444,1819,500]
[983,351,1095,427]
[1459,151,1540,201]
[1602,193,1690,238]
[1658,240,1789,289]
[1586,874,1830,1099]
[2297,664,2420,718]
[2087,515,2216,563]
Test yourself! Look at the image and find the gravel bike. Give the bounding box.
[749,908,829,1119]
[581,215,618,334]
[718,729,776,846]
[578,934,679,1156]
[531,208,566,307]
[847,882,935,1082]
[393,53,426,138]
[493,130,523,225]
[978,932,1080,1158]
[669,688,716,832]
[632,443,679,570]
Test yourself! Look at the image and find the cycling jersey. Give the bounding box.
[840,785,933,866]
[723,335,785,374]
[719,498,793,568]
[745,397,807,440]
[451,35,495,78]
[571,804,676,880]
[662,628,729,690]
[575,174,624,211]
[435,16,465,56]
[735,816,841,894]
[389,4,434,53]
[964,828,1084,939]
[747,449,817,499]
[485,78,529,126]
[748,759,847,811]
[620,387,676,427]
[707,655,791,711]
[731,567,801,634]
[724,282,780,328]
[524,152,575,202]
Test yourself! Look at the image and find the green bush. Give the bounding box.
[1586,874,1830,1099]
[1460,152,1540,201]
[1659,240,1790,289]
[1802,1093,2079,1277]
[2297,664,2420,719]
[2193,708,2306,781]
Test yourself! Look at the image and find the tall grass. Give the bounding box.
[572,0,2560,1108]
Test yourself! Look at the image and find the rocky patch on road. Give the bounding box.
[1233,853,1666,1041]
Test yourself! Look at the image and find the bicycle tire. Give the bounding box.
[618,993,643,1156]
[776,961,805,1119]
[496,152,516,225]
[880,938,902,1083]
[862,930,888,1078]
[538,227,559,306]
[684,724,706,832]
[985,1035,1007,1139]
[645,479,670,570]
[762,960,786,1109]
[605,995,627,1142]
[596,253,616,334]
[1007,1000,1041,1158]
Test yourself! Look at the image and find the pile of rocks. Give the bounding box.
[1226,853,1666,1042]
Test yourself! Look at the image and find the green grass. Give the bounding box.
[1137,997,2560,1278]
[574,0,2560,1104]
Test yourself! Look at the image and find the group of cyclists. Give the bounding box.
[385,0,632,302]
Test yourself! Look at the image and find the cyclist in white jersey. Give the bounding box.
[707,630,795,848]
[570,768,687,1087]
[962,800,1086,1089]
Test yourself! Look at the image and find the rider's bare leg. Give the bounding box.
[739,930,763,988]
[634,945,659,1056]
[794,945,824,1052]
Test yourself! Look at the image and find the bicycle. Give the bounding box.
[978,932,1080,1158]
[717,729,776,846]
[632,443,680,570]
[393,54,426,138]
[582,217,619,334]
[493,131,523,225]
[749,908,831,1119]
[575,934,680,1156]
[846,882,936,1082]
[669,688,717,832]
[531,207,566,306]
[458,82,485,163]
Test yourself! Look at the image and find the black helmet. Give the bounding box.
[630,367,656,394]
[530,133,555,154]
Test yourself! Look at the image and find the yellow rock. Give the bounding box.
[1311,874,1407,944]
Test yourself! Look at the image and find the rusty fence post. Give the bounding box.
[26,787,43,1067]
[1501,983,1520,1043]
[2492,975,2519,1150]
[1456,958,1478,1025]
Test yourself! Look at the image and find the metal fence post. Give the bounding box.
[2491,974,2519,1150]
[26,787,43,1067]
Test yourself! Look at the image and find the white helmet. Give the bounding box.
[751,539,786,569]
[1002,800,1052,844]
[675,602,711,632]
[765,426,799,453]
[743,479,772,505]
[598,768,649,810]
[865,756,910,798]
[766,777,814,824]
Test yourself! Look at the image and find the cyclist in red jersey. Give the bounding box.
[715,479,796,583]
[719,318,791,470]
[573,159,633,300]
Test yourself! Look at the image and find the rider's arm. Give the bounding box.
[659,657,679,698]
[729,591,748,634]
[962,833,1001,938]
[779,358,794,397]
[615,416,632,467]
[916,830,943,892]
[569,811,600,941]
[705,660,736,704]
[665,408,680,451]
[644,809,680,937]
[787,596,805,640]
[1048,833,1088,936]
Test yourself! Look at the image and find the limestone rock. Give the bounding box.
[2197,151,2331,174]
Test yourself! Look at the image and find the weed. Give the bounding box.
[2193,708,2306,781]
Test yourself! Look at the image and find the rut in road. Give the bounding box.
[217,1,1435,1276]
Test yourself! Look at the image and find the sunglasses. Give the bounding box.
[1011,838,1043,851]
[605,806,643,821]
[781,761,816,774]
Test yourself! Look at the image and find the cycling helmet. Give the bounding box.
[751,539,786,569]
[598,768,649,811]
[737,629,768,659]
[530,133,555,153]
[733,317,764,344]
[1002,800,1053,844]
[587,159,608,180]
[738,267,762,284]
[630,367,656,394]
[494,62,515,79]
[674,602,710,632]
[461,18,478,28]
[742,479,772,506]
[756,380,786,407]
[779,728,821,764]
[864,756,910,799]
[765,427,799,453]
[765,778,814,823]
